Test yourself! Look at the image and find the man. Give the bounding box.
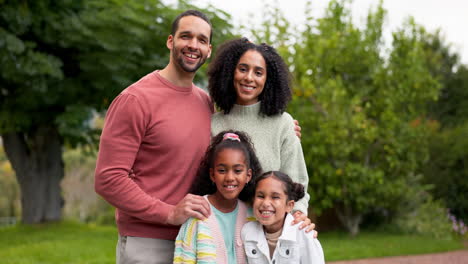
[95,10,214,264]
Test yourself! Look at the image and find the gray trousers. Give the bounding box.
[116,235,175,264]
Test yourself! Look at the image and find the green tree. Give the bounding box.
[0,0,234,224]
[420,31,468,223]
[423,31,468,128]
[424,123,468,223]
[251,0,441,235]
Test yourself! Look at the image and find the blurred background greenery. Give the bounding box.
[1,0,467,262]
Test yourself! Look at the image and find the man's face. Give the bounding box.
[168,16,212,73]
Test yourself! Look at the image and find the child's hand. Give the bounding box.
[291,211,318,238]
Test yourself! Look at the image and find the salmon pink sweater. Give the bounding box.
[95,71,213,240]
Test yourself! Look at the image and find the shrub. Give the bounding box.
[0,146,20,219]
[424,123,468,223]
[62,148,112,223]
[395,197,453,239]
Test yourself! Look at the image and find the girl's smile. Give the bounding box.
[253,176,294,233]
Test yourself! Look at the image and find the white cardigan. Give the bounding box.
[241,214,325,264]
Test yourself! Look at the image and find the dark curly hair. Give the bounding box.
[190,130,263,203]
[255,171,305,202]
[208,38,292,116]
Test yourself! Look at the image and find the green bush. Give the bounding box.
[425,123,468,223]
[0,146,20,219]
[95,206,116,226]
[395,197,453,239]
[62,148,114,224]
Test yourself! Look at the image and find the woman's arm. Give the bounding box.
[280,114,310,214]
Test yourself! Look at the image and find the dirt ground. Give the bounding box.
[328,250,468,264]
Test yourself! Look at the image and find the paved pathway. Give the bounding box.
[328,250,468,264]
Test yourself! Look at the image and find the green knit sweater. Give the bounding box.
[211,102,310,214]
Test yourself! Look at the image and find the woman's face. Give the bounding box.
[233,50,267,106]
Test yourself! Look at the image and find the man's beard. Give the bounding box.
[173,47,207,73]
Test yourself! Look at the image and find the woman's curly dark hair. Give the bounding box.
[208,38,292,116]
[190,130,263,203]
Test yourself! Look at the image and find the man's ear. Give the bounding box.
[166,35,174,50]
[207,44,212,58]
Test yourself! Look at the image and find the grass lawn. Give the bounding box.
[0,221,465,263]
[321,231,465,261]
[0,221,116,264]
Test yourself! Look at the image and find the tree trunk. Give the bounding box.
[335,203,362,236]
[1,126,64,224]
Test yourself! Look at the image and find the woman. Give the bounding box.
[208,38,310,217]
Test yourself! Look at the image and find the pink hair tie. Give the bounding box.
[223,133,241,142]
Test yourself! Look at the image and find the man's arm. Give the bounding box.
[95,93,209,225]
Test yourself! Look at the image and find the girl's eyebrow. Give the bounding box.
[215,163,245,167]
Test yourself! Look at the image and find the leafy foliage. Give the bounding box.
[62,147,113,223]
[249,0,443,235]
[423,31,468,128]
[419,28,468,224]
[296,2,438,234]
[393,178,453,239]
[0,146,20,218]
[0,0,235,146]
[424,123,468,223]
[1,0,164,145]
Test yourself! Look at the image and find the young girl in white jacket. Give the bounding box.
[241,171,325,264]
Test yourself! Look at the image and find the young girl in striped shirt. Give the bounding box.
[173,130,262,264]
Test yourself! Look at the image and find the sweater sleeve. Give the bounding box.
[174,218,217,264]
[94,93,174,224]
[280,113,310,215]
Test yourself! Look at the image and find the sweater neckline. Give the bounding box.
[153,70,194,93]
[230,102,261,115]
